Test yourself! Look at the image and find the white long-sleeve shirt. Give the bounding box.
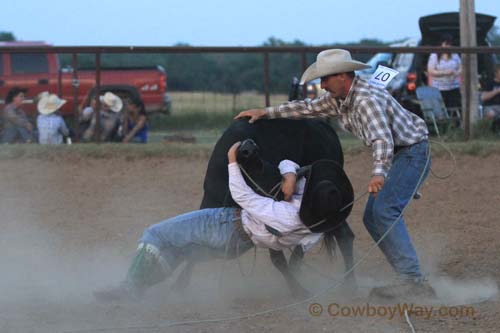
[228,160,322,251]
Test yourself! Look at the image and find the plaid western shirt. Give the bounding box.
[266,77,429,177]
[83,109,122,142]
[37,113,69,144]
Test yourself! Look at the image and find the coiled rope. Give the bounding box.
[68,141,453,333]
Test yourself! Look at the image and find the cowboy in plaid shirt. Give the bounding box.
[236,49,434,299]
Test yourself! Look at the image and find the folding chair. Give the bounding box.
[415,86,461,137]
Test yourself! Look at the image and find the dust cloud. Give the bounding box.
[431,276,498,306]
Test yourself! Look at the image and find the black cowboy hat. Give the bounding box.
[299,159,354,233]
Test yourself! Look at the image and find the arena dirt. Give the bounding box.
[0,152,499,332]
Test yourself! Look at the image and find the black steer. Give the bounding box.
[177,118,356,298]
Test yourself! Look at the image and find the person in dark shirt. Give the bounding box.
[122,97,148,143]
[481,64,500,121]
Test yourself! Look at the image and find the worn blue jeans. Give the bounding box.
[2,126,32,143]
[363,140,431,280]
[140,207,254,274]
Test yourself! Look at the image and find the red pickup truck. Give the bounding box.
[0,41,171,116]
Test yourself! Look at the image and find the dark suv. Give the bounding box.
[290,12,497,116]
[391,12,497,116]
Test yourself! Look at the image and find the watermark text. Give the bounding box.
[308,302,476,320]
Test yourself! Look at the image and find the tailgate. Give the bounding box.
[419,12,496,46]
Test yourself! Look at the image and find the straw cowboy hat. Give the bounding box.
[100,92,123,112]
[37,93,67,115]
[299,160,354,233]
[300,49,370,84]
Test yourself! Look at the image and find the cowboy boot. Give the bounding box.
[369,276,436,302]
[94,243,170,302]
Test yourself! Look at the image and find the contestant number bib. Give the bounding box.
[369,65,399,89]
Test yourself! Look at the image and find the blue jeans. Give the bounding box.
[363,140,431,280]
[140,207,254,274]
[2,126,32,143]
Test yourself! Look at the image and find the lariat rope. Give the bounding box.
[69,142,458,333]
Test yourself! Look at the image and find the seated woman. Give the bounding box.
[2,87,33,143]
[122,97,148,143]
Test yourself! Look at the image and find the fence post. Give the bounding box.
[460,0,479,140]
[301,51,308,97]
[94,51,102,143]
[263,52,270,107]
[72,53,80,142]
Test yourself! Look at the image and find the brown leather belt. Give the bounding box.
[394,140,426,155]
[233,208,251,242]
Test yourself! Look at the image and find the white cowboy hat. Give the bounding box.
[37,91,50,101]
[100,92,123,112]
[37,93,67,115]
[300,49,371,84]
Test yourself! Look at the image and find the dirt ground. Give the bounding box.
[0,151,499,333]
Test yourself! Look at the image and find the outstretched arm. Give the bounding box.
[234,94,340,123]
[234,109,267,123]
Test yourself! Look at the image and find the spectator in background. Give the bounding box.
[82,92,123,142]
[36,93,70,144]
[122,97,148,143]
[481,64,500,120]
[2,87,33,143]
[427,34,462,109]
[78,90,97,133]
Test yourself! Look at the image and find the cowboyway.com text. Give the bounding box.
[308,302,476,320]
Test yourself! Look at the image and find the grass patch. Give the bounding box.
[472,119,500,140]
[168,91,288,114]
[3,139,498,161]
[1,127,499,161]
[0,143,214,161]
[427,119,500,142]
[149,91,290,131]
[149,111,234,131]
[430,140,500,157]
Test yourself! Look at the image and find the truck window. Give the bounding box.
[11,53,49,74]
[358,53,393,75]
[0,54,3,75]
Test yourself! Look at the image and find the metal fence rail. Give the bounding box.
[1,45,499,141]
[2,45,499,104]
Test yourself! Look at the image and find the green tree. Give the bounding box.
[0,31,16,41]
[59,36,395,94]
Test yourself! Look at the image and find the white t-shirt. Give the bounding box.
[427,53,461,91]
[228,160,322,251]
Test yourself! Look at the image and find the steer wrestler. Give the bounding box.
[95,142,353,301]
